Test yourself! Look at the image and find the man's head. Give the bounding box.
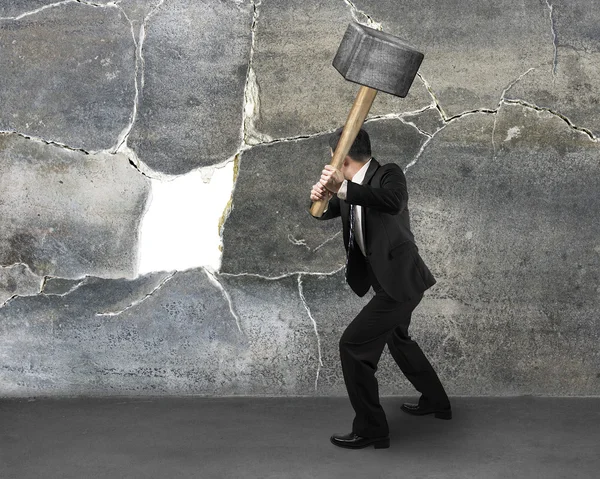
[328,127,372,180]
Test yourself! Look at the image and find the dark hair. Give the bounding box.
[328,127,371,162]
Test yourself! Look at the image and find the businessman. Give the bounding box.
[310,128,451,450]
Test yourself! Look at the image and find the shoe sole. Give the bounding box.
[330,437,390,449]
[401,407,452,420]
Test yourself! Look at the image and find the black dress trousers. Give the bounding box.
[339,259,450,438]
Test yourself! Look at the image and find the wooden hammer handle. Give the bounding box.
[310,86,378,218]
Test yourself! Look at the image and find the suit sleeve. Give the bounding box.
[309,194,341,220]
[345,163,408,214]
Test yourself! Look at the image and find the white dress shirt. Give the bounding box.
[337,158,371,256]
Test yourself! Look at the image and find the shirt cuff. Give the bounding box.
[337,180,348,200]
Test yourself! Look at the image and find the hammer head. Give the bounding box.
[333,23,424,98]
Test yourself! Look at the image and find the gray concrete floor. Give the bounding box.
[1,396,598,479]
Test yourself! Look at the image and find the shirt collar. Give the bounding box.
[351,158,372,185]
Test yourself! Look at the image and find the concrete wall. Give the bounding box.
[1,0,599,397]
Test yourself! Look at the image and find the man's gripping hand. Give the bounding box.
[310,181,333,202]
[319,165,344,194]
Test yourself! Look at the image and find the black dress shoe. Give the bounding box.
[401,402,452,420]
[330,432,390,449]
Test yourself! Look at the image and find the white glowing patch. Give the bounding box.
[137,162,235,275]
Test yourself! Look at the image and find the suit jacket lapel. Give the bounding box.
[363,158,380,186]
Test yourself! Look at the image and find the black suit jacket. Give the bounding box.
[313,158,436,302]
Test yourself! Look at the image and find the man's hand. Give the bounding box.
[319,165,344,194]
[310,181,333,202]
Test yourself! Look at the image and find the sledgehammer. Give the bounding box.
[310,22,424,218]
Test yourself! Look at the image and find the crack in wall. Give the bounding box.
[201,153,241,272]
[415,76,503,125]
[95,271,176,317]
[341,0,383,30]
[313,231,343,252]
[114,0,165,164]
[545,0,558,77]
[492,67,536,156]
[0,295,17,309]
[407,67,539,171]
[40,275,49,293]
[0,1,71,21]
[112,5,140,153]
[405,108,499,173]
[396,116,434,139]
[75,0,120,6]
[404,133,436,173]
[298,274,323,392]
[253,130,333,146]
[126,154,153,179]
[243,67,273,145]
[1,261,38,273]
[217,154,241,245]
[366,106,439,138]
[416,73,448,121]
[0,0,120,21]
[121,142,234,182]
[238,104,440,151]
[444,108,497,124]
[368,104,438,122]
[204,268,243,334]
[0,130,91,155]
[0,262,45,308]
[287,230,342,253]
[221,265,345,282]
[287,235,308,249]
[501,99,598,141]
[406,100,597,177]
[241,0,273,146]
[499,67,536,104]
[41,275,90,296]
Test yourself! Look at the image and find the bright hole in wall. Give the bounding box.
[137,162,235,275]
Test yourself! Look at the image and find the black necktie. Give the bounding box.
[345,204,355,280]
